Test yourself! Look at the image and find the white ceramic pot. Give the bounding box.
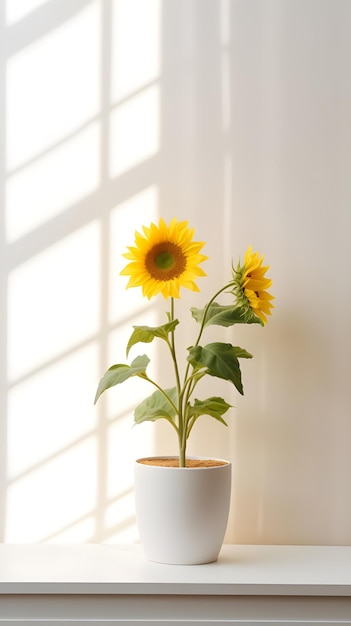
[134,456,231,565]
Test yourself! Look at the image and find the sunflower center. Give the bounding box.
[155,251,175,270]
[145,242,187,281]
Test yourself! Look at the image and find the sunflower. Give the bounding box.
[233,246,274,324]
[120,218,207,299]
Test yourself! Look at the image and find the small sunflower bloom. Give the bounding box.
[120,218,207,299]
[233,246,274,324]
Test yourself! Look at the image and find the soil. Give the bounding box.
[137,457,228,468]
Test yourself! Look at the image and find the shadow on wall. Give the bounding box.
[0,0,233,543]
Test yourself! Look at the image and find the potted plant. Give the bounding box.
[95,217,273,564]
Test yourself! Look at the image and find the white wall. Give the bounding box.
[226,0,351,544]
[1,0,350,545]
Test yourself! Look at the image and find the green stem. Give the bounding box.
[179,433,186,467]
[193,280,236,348]
[169,298,185,466]
[180,375,197,449]
[185,282,235,387]
[174,281,236,466]
[170,298,182,394]
[181,280,236,433]
[186,415,197,440]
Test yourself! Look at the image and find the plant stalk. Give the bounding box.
[173,282,236,468]
[179,437,186,467]
[169,298,186,467]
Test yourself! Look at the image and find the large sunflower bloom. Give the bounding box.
[233,246,274,324]
[120,218,207,299]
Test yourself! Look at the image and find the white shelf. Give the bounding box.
[0,543,350,596]
[1,545,351,623]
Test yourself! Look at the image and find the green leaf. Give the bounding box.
[188,397,232,426]
[191,302,264,327]
[134,387,178,425]
[126,320,179,356]
[94,355,150,404]
[187,342,247,395]
[233,346,253,359]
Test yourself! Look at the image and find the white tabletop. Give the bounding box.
[0,543,350,596]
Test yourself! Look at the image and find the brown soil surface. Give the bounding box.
[137,457,228,468]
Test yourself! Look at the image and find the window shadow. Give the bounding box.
[0,0,233,544]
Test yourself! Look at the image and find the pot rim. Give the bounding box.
[135,455,231,469]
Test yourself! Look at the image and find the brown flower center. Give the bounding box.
[145,242,187,281]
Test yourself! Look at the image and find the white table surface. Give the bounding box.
[0,544,350,596]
